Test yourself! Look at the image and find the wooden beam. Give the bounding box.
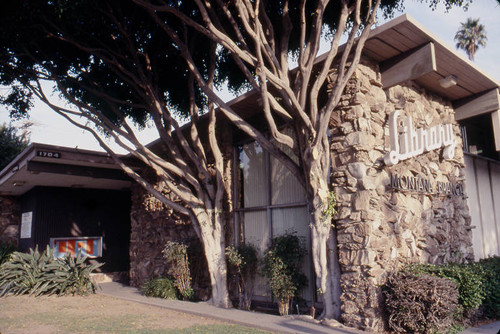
[27,161,130,181]
[455,88,500,121]
[492,110,500,151]
[381,42,436,88]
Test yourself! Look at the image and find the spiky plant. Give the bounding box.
[0,246,102,296]
[55,252,103,296]
[0,246,60,296]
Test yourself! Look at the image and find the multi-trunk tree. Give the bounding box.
[0,0,471,319]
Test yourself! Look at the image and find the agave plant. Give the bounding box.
[0,246,60,296]
[0,246,102,296]
[55,252,102,295]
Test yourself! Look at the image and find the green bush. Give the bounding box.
[162,241,194,300]
[141,277,178,299]
[0,246,60,296]
[384,271,460,334]
[0,246,102,296]
[473,256,500,318]
[55,252,102,295]
[263,234,307,316]
[226,244,258,310]
[0,242,15,265]
[404,263,484,312]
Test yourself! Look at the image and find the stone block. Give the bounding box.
[345,132,376,150]
[354,191,371,211]
[350,211,361,221]
[347,162,366,179]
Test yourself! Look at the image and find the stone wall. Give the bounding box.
[0,196,20,246]
[129,181,210,294]
[330,58,473,331]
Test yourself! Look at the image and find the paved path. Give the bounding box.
[98,282,500,334]
[460,322,500,334]
[98,282,364,334]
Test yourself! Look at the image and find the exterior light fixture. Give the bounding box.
[439,75,458,88]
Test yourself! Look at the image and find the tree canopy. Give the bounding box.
[0,123,29,171]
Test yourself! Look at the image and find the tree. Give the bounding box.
[0,123,29,171]
[0,0,471,319]
[454,17,487,61]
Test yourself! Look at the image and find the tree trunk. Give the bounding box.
[278,298,290,316]
[305,141,342,320]
[196,210,232,308]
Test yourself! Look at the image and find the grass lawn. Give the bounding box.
[0,295,271,334]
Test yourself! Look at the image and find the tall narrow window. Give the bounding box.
[235,140,312,302]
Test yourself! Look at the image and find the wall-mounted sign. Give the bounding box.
[384,111,457,166]
[36,151,61,159]
[20,211,33,239]
[50,236,103,258]
[390,173,464,196]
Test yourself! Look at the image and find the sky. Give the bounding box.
[1,0,499,153]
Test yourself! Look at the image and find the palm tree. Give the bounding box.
[454,18,487,61]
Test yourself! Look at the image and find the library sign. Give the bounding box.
[384,110,463,196]
[389,173,464,196]
[384,110,457,166]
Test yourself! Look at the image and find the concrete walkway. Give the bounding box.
[98,282,500,334]
[98,282,364,334]
[460,322,500,334]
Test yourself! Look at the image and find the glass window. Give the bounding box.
[270,155,306,205]
[236,140,312,302]
[239,142,267,207]
[460,114,500,161]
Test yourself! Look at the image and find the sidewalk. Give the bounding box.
[460,322,500,334]
[98,282,364,334]
[98,282,500,334]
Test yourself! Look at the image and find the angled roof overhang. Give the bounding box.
[362,14,499,102]
[360,14,500,150]
[0,143,131,196]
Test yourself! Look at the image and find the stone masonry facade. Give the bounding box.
[330,58,473,331]
[0,196,20,246]
[127,58,473,330]
[129,181,200,286]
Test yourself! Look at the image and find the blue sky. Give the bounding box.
[1,0,499,152]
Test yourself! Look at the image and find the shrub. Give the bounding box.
[384,271,460,334]
[473,256,500,318]
[141,277,178,299]
[55,252,102,295]
[263,233,307,316]
[0,246,60,296]
[0,242,15,265]
[226,244,258,310]
[405,263,484,312]
[0,246,102,296]
[162,241,194,300]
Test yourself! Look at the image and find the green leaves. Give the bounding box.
[0,246,102,297]
[0,242,15,265]
[262,234,307,315]
[0,123,29,171]
[141,277,179,300]
[404,263,484,311]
